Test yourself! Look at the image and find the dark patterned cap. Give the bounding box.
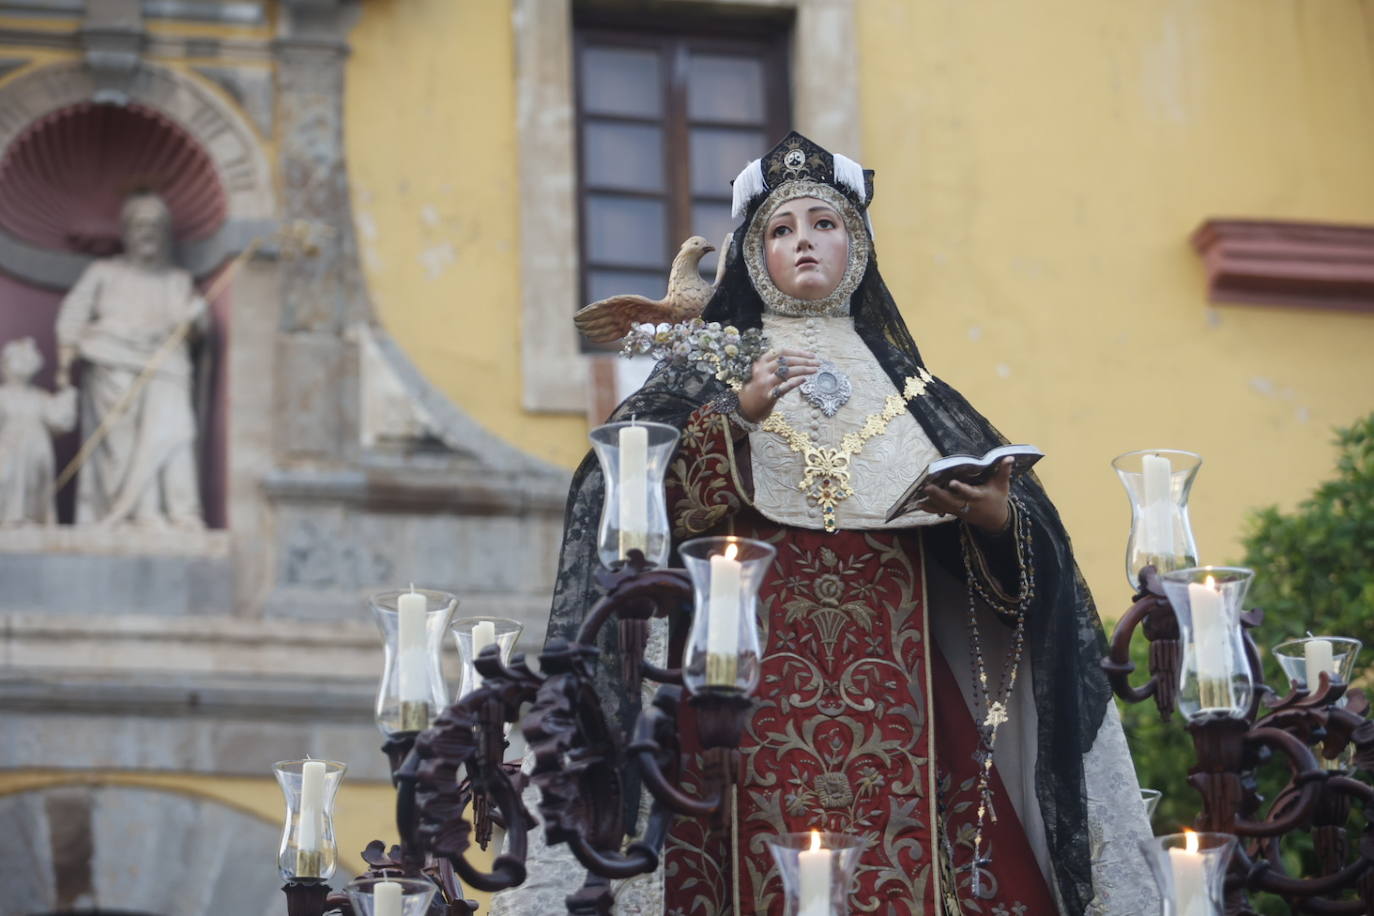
[731,130,873,218]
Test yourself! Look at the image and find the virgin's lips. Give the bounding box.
[795,255,819,267]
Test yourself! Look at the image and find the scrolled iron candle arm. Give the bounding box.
[409,657,542,894]
[628,686,723,817]
[1101,566,1180,718]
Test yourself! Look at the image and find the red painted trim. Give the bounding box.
[1191,219,1374,311]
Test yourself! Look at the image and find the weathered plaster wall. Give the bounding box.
[345,0,589,468]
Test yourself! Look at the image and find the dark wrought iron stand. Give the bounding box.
[283,552,750,915]
[1105,566,1374,913]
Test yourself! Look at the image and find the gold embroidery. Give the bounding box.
[759,369,933,532]
[670,411,742,537]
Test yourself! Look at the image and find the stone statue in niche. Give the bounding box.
[0,337,76,525]
[55,191,208,529]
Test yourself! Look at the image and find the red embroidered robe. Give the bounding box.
[662,403,1057,915]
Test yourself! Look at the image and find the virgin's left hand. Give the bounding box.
[915,457,1013,533]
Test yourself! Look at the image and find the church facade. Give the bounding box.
[0,1,1371,913]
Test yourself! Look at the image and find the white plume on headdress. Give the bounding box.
[730,158,766,219]
[832,153,867,205]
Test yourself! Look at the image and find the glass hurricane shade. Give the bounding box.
[1139,832,1237,916]
[1272,636,1363,695]
[765,831,864,916]
[370,589,458,735]
[1159,567,1255,720]
[1112,449,1202,589]
[344,877,439,916]
[451,616,523,699]
[679,536,775,696]
[273,758,346,882]
[589,421,679,568]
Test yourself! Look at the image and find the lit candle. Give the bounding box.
[298,760,326,853]
[1188,576,1234,711]
[798,829,831,916]
[706,544,742,686]
[374,879,403,916]
[397,588,429,704]
[1141,453,1174,557]
[471,619,497,689]
[618,424,649,557]
[1167,830,1208,916]
[1304,638,1335,692]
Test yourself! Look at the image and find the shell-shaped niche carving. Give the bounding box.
[0,101,227,255]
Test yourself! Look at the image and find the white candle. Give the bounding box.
[398,589,429,703]
[798,830,831,916]
[1305,638,1335,691]
[471,619,497,689]
[1168,831,1208,916]
[1188,579,1230,680]
[374,879,403,916]
[298,760,326,853]
[618,424,649,557]
[1141,453,1174,557]
[706,544,742,686]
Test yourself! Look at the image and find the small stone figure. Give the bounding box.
[56,191,207,529]
[0,337,76,525]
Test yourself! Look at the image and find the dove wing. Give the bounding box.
[573,294,674,343]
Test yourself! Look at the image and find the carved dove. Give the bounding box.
[573,235,719,343]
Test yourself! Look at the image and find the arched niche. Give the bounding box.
[0,60,272,225]
[0,62,274,529]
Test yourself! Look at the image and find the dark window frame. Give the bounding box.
[572,18,792,342]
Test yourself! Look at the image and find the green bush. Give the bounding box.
[1121,412,1374,913]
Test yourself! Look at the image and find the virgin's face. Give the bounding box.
[763,196,849,300]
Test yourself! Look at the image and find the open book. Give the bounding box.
[885,444,1044,523]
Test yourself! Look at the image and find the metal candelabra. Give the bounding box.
[282,552,751,915]
[1105,565,1374,913]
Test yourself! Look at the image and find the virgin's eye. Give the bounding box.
[815,218,837,230]
[770,224,792,238]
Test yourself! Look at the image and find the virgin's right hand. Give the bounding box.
[737,348,821,422]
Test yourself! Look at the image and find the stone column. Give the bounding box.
[273,0,364,461]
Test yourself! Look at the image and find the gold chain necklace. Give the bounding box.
[759,368,932,532]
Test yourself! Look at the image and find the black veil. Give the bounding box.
[545,193,1112,916]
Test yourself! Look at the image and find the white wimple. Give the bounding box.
[832,153,867,205]
[730,158,766,219]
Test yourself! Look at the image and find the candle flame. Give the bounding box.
[809,830,822,852]
[724,543,739,561]
[1183,829,1199,854]
[1204,575,1216,591]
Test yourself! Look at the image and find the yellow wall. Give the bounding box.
[344,0,588,468]
[347,0,1374,607]
[857,0,1374,608]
